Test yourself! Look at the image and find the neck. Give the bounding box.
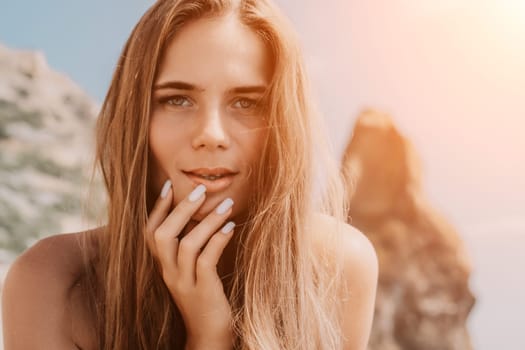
[182,215,247,289]
[218,215,249,295]
[217,239,236,293]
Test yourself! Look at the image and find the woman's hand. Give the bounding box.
[146,180,236,350]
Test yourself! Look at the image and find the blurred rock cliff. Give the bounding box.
[0,43,100,259]
[0,45,476,349]
[342,109,476,350]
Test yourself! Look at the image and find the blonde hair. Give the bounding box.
[86,0,349,349]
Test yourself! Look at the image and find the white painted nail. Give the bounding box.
[221,221,235,234]
[160,180,172,199]
[216,198,234,215]
[188,184,207,202]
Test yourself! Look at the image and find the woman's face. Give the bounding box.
[149,14,271,222]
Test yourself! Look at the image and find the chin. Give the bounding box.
[190,210,208,222]
[193,199,243,223]
[190,198,221,221]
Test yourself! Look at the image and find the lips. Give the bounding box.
[182,167,238,193]
[184,167,237,176]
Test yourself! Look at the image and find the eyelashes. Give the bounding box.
[232,98,259,109]
[156,95,263,111]
[157,95,193,107]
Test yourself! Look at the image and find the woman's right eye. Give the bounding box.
[159,95,193,107]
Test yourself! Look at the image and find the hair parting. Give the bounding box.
[82,0,350,349]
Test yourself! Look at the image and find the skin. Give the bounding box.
[1,13,378,350]
[147,17,272,348]
[149,13,271,224]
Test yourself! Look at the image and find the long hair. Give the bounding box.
[86,0,350,349]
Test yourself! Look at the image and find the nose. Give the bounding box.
[191,107,230,150]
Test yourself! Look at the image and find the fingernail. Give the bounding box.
[160,180,172,199]
[221,221,235,234]
[216,198,234,215]
[188,184,207,202]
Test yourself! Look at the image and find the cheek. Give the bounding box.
[148,116,182,190]
[149,116,184,166]
[150,117,171,155]
[240,128,268,164]
[235,131,266,201]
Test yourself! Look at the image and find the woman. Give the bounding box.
[2,0,378,349]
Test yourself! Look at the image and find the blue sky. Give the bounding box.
[0,0,152,101]
[2,0,524,233]
[2,1,525,348]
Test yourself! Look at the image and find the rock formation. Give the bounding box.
[341,109,476,350]
[0,43,477,348]
[0,43,101,258]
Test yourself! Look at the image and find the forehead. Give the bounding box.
[155,14,272,87]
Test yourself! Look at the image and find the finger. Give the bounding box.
[155,183,207,241]
[147,180,173,234]
[146,180,173,256]
[154,184,207,278]
[195,221,236,284]
[177,198,234,283]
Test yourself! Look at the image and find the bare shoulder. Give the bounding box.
[2,230,98,349]
[311,213,378,350]
[7,232,88,280]
[311,213,378,272]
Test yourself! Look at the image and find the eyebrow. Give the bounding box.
[153,81,267,94]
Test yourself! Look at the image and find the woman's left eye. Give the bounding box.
[158,95,192,107]
[233,98,258,109]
